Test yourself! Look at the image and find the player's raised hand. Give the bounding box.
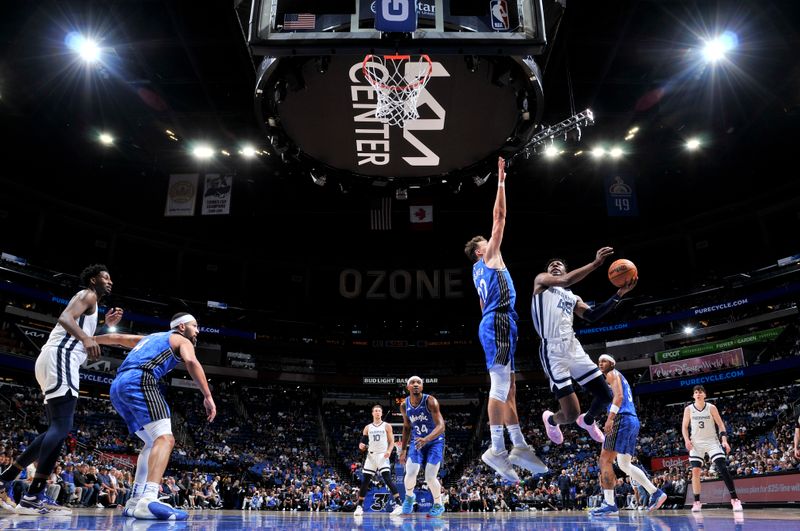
[594,247,614,266]
[498,156,506,183]
[105,307,124,327]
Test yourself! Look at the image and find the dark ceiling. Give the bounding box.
[1,0,799,316]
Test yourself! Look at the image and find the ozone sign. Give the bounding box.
[275,55,526,177]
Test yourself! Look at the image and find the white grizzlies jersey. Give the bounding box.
[688,403,717,442]
[368,422,389,454]
[532,286,578,340]
[36,298,98,402]
[43,300,99,359]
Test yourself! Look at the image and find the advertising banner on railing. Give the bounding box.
[685,472,800,504]
[654,327,785,363]
[649,348,744,381]
[650,455,689,471]
[635,355,800,395]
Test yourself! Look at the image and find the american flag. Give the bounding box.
[283,13,316,30]
[370,197,392,231]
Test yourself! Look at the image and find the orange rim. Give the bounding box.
[362,54,433,92]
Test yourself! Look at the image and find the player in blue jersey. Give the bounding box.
[591,354,666,516]
[398,376,446,517]
[96,312,216,521]
[534,251,636,446]
[465,157,547,483]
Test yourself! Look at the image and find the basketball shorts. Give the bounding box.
[408,437,444,467]
[689,439,725,467]
[110,369,171,434]
[479,312,517,370]
[603,413,640,455]
[364,451,391,475]
[35,345,86,403]
[538,334,603,398]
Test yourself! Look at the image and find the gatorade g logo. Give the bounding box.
[490,0,510,30]
[383,0,410,21]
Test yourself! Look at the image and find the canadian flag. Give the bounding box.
[409,204,433,230]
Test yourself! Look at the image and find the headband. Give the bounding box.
[407,376,422,387]
[599,354,616,365]
[170,314,197,329]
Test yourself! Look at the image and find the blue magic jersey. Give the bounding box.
[611,369,636,417]
[117,331,181,380]
[406,394,443,442]
[472,259,518,319]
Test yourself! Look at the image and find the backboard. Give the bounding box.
[249,0,548,56]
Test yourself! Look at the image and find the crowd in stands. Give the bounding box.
[2,375,799,513]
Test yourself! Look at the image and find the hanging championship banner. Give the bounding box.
[201,174,233,215]
[605,174,639,216]
[164,174,198,217]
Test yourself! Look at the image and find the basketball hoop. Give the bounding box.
[363,54,433,127]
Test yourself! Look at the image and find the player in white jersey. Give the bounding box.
[681,385,742,512]
[0,264,122,515]
[533,250,636,446]
[353,405,403,516]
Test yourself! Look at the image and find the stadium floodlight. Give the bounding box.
[192,145,214,159]
[66,33,101,63]
[98,132,114,145]
[591,147,606,159]
[544,144,559,159]
[686,138,702,151]
[702,32,737,63]
[240,145,257,158]
[609,146,623,159]
[683,326,695,335]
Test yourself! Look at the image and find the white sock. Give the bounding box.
[506,424,527,447]
[490,425,505,453]
[604,489,615,506]
[142,482,160,500]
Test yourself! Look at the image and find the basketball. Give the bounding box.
[608,259,637,288]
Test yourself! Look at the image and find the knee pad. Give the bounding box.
[488,364,512,402]
[142,418,173,441]
[404,461,421,480]
[424,463,440,485]
[616,454,632,474]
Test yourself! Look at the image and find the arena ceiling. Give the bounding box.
[1,0,799,309]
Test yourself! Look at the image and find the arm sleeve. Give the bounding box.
[581,294,622,323]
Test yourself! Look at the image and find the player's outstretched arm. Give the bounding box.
[534,247,614,294]
[484,157,507,268]
[94,333,144,348]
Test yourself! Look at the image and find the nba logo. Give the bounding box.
[490,0,509,31]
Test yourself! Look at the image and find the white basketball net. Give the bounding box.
[363,54,433,127]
